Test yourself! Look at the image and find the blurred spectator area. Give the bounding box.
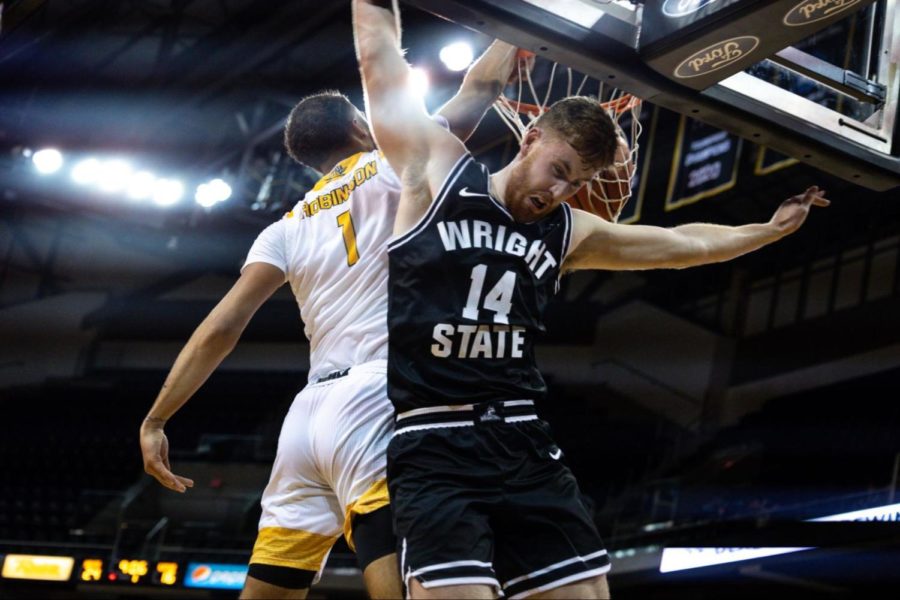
[0,370,301,555]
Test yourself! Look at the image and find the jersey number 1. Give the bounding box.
[463,264,517,324]
[337,210,359,266]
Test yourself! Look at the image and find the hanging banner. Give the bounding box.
[665,116,742,211]
[754,146,798,176]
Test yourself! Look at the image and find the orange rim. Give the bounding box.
[501,93,641,117]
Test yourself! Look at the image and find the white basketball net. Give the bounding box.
[493,57,643,223]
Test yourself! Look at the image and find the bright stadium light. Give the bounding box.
[126,171,157,200]
[195,178,232,208]
[32,148,64,174]
[71,158,102,185]
[439,42,474,72]
[152,178,184,206]
[409,67,430,97]
[97,160,133,193]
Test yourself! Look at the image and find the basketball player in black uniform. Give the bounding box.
[354,1,830,597]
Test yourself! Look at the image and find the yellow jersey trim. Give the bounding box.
[250,526,338,571]
[343,478,391,551]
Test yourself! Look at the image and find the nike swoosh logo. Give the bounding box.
[459,187,490,198]
[549,448,562,460]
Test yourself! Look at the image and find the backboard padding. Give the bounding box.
[406,0,900,190]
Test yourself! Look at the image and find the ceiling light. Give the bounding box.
[439,42,474,72]
[126,171,157,200]
[97,160,133,193]
[152,179,184,206]
[32,148,64,174]
[71,158,102,185]
[195,178,232,208]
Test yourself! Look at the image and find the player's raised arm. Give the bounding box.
[353,0,466,231]
[436,40,520,143]
[564,186,830,272]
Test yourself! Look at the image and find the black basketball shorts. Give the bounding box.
[386,400,611,598]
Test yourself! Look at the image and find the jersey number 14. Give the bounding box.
[463,264,517,325]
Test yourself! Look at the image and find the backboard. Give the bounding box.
[405,0,900,191]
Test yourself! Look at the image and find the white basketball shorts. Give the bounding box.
[249,359,393,573]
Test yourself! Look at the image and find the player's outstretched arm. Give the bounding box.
[437,40,520,143]
[139,262,284,492]
[353,0,466,233]
[565,186,830,271]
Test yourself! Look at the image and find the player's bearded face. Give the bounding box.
[505,134,595,223]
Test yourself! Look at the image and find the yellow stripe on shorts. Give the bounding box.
[250,527,338,572]
[343,478,391,551]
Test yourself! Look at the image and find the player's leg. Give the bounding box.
[352,505,402,599]
[242,505,340,600]
[492,419,611,600]
[387,426,502,599]
[529,574,610,599]
[321,361,404,599]
[242,388,342,598]
[362,554,401,599]
[241,566,314,599]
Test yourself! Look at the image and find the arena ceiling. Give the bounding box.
[2,1,353,157]
[1,0,896,348]
[0,0,480,208]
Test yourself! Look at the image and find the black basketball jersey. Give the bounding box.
[387,154,572,413]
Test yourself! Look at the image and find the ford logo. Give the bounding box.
[663,0,720,18]
[674,36,760,79]
[783,0,864,26]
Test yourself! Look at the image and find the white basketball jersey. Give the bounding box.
[244,150,400,382]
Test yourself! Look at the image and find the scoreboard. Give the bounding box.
[0,554,249,591]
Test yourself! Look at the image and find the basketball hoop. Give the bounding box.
[493,52,644,223]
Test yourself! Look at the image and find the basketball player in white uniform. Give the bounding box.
[139,40,521,599]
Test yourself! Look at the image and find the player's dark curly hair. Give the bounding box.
[284,90,358,170]
[532,96,618,170]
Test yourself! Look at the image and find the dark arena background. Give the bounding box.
[1,0,899,598]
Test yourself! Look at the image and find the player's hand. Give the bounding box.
[140,420,194,493]
[770,186,830,236]
[508,49,536,86]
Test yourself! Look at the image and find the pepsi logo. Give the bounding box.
[190,565,212,582]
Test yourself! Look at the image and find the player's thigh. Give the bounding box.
[388,429,502,594]
[353,505,401,599]
[248,512,341,589]
[493,421,611,598]
[324,363,394,510]
[251,387,344,582]
[317,368,399,580]
[362,552,402,600]
[528,574,610,599]
[309,366,402,596]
